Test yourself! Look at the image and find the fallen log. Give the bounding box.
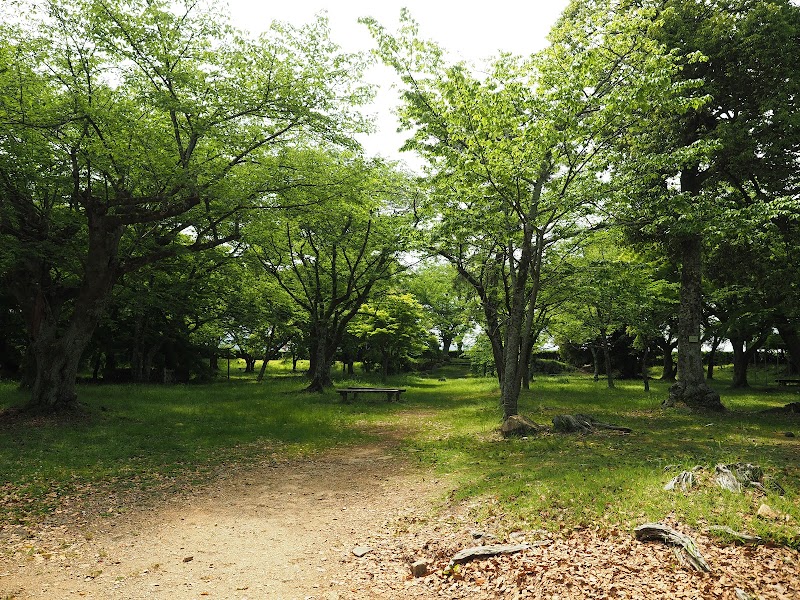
[448,543,529,566]
[500,414,548,438]
[634,523,711,573]
[552,413,632,434]
[706,526,762,544]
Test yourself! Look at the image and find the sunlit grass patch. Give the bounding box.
[1,366,798,547]
[396,372,800,547]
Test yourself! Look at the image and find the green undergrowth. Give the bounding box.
[1,363,798,548]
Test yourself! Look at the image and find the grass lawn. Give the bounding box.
[1,361,798,548]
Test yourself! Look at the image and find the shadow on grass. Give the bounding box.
[1,370,797,546]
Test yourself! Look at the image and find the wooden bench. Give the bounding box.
[337,387,406,402]
[776,379,800,387]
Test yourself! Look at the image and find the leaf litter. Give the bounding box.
[1,440,798,599]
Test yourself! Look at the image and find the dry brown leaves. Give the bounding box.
[339,516,800,600]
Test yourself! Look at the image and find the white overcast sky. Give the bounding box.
[226,1,571,165]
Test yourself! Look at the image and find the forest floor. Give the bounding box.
[1,417,798,600]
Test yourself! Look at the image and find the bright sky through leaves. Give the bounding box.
[227,0,571,165]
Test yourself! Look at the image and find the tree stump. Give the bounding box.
[664,470,697,492]
[500,414,548,437]
[634,523,711,572]
[714,463,763,493]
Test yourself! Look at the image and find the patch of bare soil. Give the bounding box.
[2,425,798,600]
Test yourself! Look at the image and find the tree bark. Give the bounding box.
[730,332,767,388]
[257,357,269,382]
[600,329,615,389]
[706,336,721,380]
[441,334,453,361]
[661,350,676,380]
[590,345,600,382]
[776,319,800,375]
[306,325,334,392]
[657,335,678,381]
[22,214,123,411]
[730,334,750,388]
[667,235,725,411]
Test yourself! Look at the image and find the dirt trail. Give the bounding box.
[0,442,443,600]
[3,427,799,600]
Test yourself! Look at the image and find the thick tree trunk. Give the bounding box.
[307,359,332,391]
[730,335,750,388]
[730,332,767,388]
[441,334,453,361]
[17,346,37,390]
[22,216,123,411]
[306,327,334,392]
[667,235,724,411]
[661,346,677,381]
[642,345,651,391]
[243,356,256,373]
[29,328,92,410]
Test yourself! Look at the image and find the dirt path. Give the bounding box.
[0,440,444,600]
[3,427,798,600]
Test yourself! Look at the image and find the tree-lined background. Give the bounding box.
[1,0,799,419]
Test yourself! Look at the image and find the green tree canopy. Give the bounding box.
[0,0,370,410]
[247,150,414,391]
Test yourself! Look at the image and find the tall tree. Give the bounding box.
[248,151,412,391]
[611,0,800,410]
[349,291,436,380]
[365,4,689,419]
[0,0,368,411]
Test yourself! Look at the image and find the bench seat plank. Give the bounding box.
[336,387,406,402]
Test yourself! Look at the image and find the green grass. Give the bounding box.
[396,368,800,547]
[1,362,798,548]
